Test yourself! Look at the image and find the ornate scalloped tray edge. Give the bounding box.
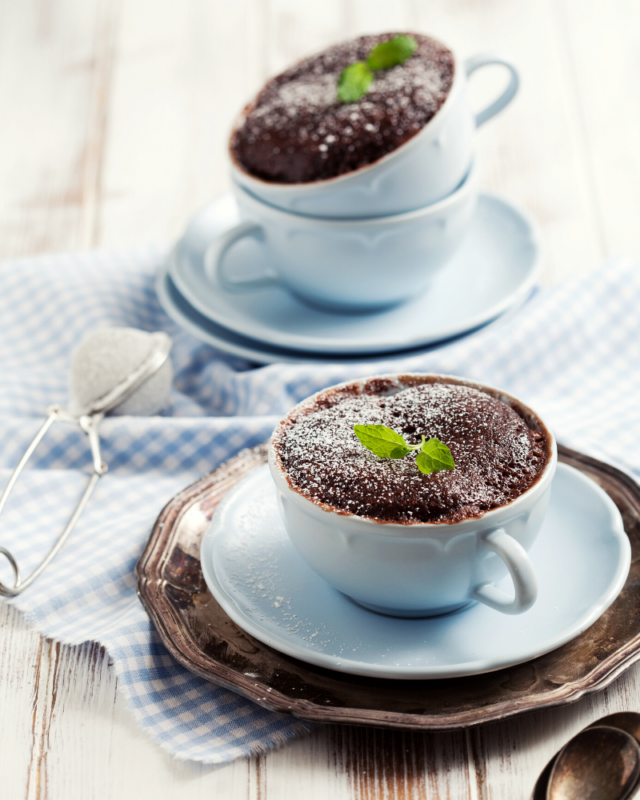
[136,444,640,730]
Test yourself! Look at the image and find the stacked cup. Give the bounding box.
[208,49,519,313]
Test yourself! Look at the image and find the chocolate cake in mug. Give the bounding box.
[273,376,550,524]
[229,33,518,217]
[269,375,556,617]
[231,34,455,184]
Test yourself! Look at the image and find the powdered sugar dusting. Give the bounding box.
[218,478,355,651]
[273,379,549,524]
[231,33,454,184]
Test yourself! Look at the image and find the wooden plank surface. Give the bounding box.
[1,0,640,797]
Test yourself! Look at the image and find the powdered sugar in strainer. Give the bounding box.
[0,328,172,597]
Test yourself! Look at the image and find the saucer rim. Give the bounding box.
[167,191,542,355]
[200,463,631,680]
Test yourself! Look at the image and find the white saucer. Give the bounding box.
[168,192,541,356]
[156,260,534,365]
[201,463,630,680]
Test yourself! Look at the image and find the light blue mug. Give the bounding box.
[230,49,518,219]
[205,161,478,312]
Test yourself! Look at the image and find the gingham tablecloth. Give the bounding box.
[0,248,639,764]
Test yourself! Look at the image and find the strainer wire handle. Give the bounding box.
[0,407,107,597]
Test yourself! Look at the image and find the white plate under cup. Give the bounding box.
[268,374,557,618]
[230,48,518,218]
[201,460,630,679]
[205,161,478,312]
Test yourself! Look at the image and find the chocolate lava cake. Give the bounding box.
[272,377,550,524]
[230,33,455,184]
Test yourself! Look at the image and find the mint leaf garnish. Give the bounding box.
[338,35,418,103]
[416,438,456,475]
[337,62,373,103]
[366,35,417,71]
[354,425,455,475]
[353,424,409,458]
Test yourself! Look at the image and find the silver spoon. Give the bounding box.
[587,712,640,745]
[531,724,640,800]
[547,725,640,800]
[532,712,640,799]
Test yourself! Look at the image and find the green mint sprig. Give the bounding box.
[353,424,455,475]
[337,35,418,103]
[367,35,418,70]
[337,62,374,103]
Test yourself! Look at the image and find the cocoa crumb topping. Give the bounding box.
[273,378,550,524]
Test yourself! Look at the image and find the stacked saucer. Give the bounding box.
[159,35,542,363]
[159,190,541,364]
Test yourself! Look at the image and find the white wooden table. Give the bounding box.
[1,1,639,797]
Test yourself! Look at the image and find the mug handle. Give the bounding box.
[472,528,538,615]
[204,221,281,292]
[463,53,520,128]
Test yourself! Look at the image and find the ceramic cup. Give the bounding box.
[230,50,518,219]
[205,160,478,312]
[268,375,558,618]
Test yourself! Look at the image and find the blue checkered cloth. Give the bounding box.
[1,248,639,764]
